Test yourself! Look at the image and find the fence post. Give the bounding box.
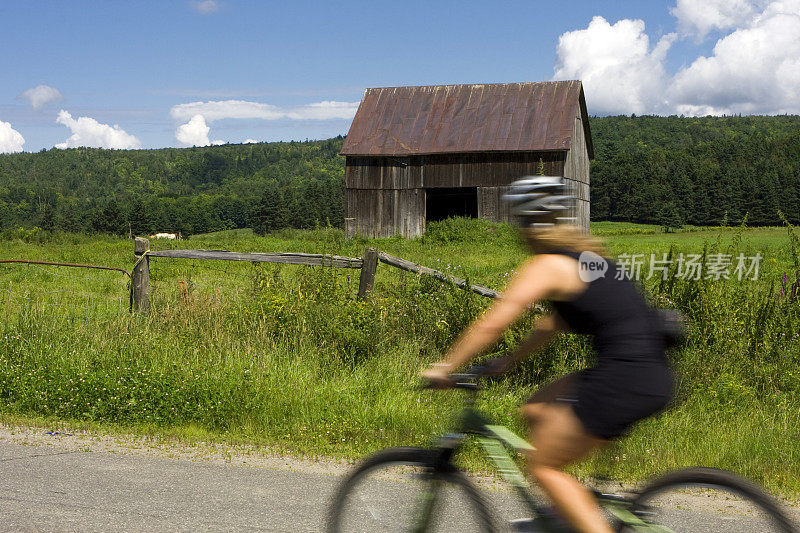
[357,247,378,300]
[132,237,150,313]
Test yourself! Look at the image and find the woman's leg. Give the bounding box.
[525,372,580,405]
[522,401,613,533]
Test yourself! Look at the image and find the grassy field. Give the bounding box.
[0,220,798,497]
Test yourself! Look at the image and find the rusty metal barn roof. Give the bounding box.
[340,81,593,158]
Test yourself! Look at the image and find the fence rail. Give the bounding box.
[0,259,130,278]
[146,249,363,268]
[131,238,502,313]
[375,250,501,299]
[0,239,509,315]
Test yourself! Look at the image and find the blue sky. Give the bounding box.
[1,0,798,152]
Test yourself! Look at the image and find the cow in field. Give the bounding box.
[150,232,181,240]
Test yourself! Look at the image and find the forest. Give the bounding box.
[0,115,798,236]
[590,115,800,226]
[0,138,346,237]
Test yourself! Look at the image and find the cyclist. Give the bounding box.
[422,176,674,533]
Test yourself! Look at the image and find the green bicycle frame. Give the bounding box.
[440,406,675,533]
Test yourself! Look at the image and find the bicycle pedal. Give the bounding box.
[597,492,628,503]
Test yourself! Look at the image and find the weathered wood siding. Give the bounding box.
[345,152,565,190]
[477,187,511,222]
[344,148,591,237]
[345,188,425,238]
[563,111,591,232]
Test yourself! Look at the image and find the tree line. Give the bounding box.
[0,116,798,236]
[0,138,345,237]
[590,115,800,226]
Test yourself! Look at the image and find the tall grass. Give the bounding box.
[0,219,798,495]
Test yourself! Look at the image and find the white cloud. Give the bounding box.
[191,0,220,14]
[175,114,225,146]
[671,0,764,40]
[171,101,281,122]
[668,0,800,115]
[168,100,357,147]
[0,120,25,153]
[553,16,676,115]
[551,3,800,116]
[175,114,210,146]
[169,99,359,122]
[19,84,63,110]
[292,101,360,120]
[243,139,259,144]
[55,110,141,149]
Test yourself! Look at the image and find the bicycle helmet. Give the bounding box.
[502,176,576,228]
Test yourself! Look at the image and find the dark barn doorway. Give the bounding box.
[426,188,478,222]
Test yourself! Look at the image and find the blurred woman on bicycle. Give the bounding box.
[422,176,674,533]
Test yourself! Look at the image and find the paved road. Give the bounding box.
[0,432,797,532]
[0,438,338,531]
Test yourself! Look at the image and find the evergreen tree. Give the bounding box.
[252,183,288,235]
[656,202,683,232]
[38,203,55,231]
[128,197,150,236]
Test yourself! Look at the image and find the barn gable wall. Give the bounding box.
[562,109,591,232]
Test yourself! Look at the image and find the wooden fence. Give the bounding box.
[132,237,500,313]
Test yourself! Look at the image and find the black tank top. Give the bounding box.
[547,249,665,365]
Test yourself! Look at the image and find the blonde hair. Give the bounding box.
[522,224,607,257]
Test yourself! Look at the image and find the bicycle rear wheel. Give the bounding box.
[618,467,796,532]
[326,446,497,532]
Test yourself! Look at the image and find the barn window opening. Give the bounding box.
[426,187,478,222]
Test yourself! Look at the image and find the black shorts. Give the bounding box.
[526,362,674,440]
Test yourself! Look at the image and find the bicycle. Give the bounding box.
[326,365,797,532]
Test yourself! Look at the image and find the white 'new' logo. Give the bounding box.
[578,251,608,282]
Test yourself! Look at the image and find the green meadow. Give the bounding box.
[0,220,798,497]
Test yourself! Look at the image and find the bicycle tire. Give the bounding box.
[326,446,497,532]
[617,467,797,532]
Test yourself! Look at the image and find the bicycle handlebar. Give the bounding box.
[420,364,491,391]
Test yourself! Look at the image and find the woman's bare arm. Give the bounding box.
[499,312,565,368]
[423,255,574,378]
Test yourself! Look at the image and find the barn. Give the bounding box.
[340,80,593,238]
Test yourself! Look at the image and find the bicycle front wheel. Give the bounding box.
[326,446,496,532]
[619,467,797,532]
